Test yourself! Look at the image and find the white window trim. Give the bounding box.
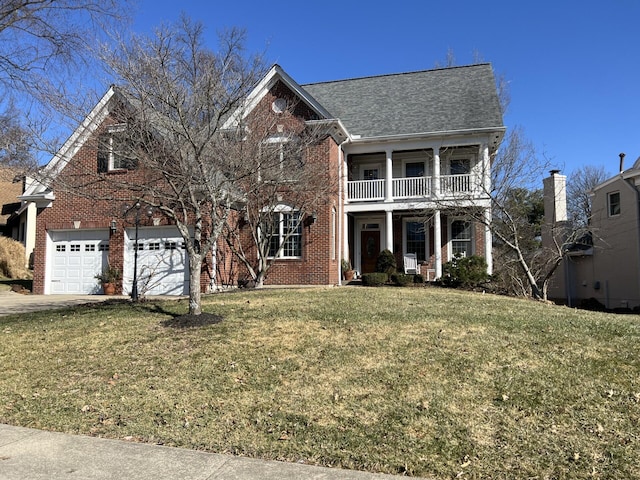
[448,218,474,260]
[359,163,382,180]
[331,208,336,261]
[261,134,301,181]
[402,159,428,178]
[263,205,302,259]
[105,124,129,171]
[402,218,429,263]
[607,191,621,217]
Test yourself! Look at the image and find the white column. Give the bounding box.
[385,148,393,202]
[432,147,440,197]
[385,210,393,252]
[484,208,492,275]
[481,143,490,194]
[434,209,442,278]
[343,156,349,260]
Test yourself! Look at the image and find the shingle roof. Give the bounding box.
[301,64,503,138]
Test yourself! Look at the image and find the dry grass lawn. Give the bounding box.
[1,286,639,479]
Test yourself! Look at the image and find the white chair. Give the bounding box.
[403,253,418,275]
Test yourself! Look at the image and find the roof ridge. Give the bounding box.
[301,63,492,87]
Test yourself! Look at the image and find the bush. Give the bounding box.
[390,273,412,286]
[0,236,30,279]
[442,254,488,288]
[413,274,424,284]
[375,249,397,275]
[361,272,388,287]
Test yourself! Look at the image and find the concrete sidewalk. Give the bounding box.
[0,424,428,480]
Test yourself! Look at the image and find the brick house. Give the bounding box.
[23,63,504,295]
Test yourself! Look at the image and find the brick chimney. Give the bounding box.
[543,169,567,226]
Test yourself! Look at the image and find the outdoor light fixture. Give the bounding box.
[311,212,318,223]
[123,201,154,302]
[110,219,117,233]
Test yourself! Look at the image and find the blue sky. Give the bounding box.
[132,0,639,178]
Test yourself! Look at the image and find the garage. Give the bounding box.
[124,226,189,296]
[48,230,109,294]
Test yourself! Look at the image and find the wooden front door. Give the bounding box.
[360,230,380,274]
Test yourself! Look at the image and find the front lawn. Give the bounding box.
[1,287,639,479]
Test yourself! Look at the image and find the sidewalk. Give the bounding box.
[0,424,430,480]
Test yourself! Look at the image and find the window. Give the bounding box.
[70,244,80,252]
[261,135,303,181]
[405,162,425,178]
[405,221,427,262]
[85,244,96,252]
[331,208,336,261]
[266,210,302,258]
[97,124,137,172]
[363,168,379,180]
[450,158,471,175]
[608,191,621,216]
[451,220,472,257]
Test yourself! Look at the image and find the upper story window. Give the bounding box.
[608,191,621,217]
[97,124,138,173]
[405,162,425,178]
[450,158,471,175]
[260,135,303,181]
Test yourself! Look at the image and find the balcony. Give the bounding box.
[347,174,480,202]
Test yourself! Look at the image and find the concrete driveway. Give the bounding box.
[0,291,128,317]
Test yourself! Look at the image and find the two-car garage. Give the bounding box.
[47,227,189,295]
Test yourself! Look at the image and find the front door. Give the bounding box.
[360,230,380,274]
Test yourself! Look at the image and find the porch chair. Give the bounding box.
[403,253,418,275]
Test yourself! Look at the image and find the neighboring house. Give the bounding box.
[0,167,21,237]
[546,157,640,310]
[1,168,36,268]
[23,63,504,295]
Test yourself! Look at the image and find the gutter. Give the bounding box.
[346,126,506,145]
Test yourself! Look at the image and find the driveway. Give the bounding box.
[0,291,128,317]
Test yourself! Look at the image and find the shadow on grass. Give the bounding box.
[134,300,224,329]
[160,312,223,329]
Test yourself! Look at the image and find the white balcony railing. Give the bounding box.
[347,178,385,201]
[347,174,478,202]
[393,176,431,199]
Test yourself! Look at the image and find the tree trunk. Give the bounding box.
[188,255,202,315]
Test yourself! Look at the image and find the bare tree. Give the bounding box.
[567,164,609,227]
[0,0,131,95]
[0,101,36,170]
[46,18,267,314]
[436,127,572,300]
[221,109,338,288]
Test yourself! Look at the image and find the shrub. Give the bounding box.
[0,236,30,279]
[361,272,388,287]
[413,274,424,284]
[375,249,396,275]
[390,273,412,286]
[442,254,488,288]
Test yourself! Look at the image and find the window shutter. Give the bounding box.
[97,134,108,173]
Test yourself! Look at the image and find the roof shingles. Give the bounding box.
[301,64,503,138]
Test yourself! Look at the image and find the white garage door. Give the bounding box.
[49,230,109,294]
[124,226,189,296]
